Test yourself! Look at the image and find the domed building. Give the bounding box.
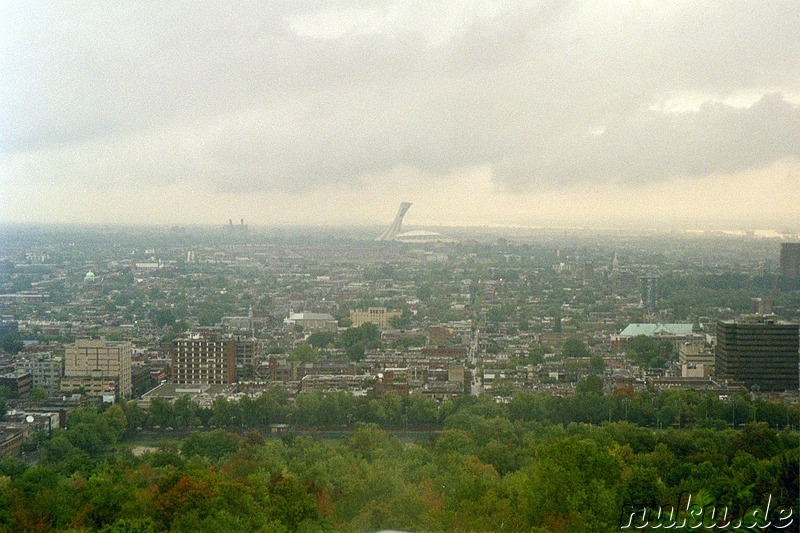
[393,229,452,244]
[376,203,454,243]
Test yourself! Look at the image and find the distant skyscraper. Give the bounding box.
[779,243,800,279]
[715,316,799,392]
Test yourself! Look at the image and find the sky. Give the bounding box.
[2,1,799,231]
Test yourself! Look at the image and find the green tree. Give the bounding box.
[173,395,199,428]
[379,391,404,427]
[576,375,604,396]
[0,332,23,355]
[508,392,549,423]
[154,308,176,328]
[406,395,438,427]
[346,341,365,361]
[588,355,606,375]
[209,397,241,428]
[562,336,589,358]
[732,422,780,459]
[627,335,671,368]
[61,406,120,455]
[306,331,335,349]
[103,404,128,441]
[416,284,433,301]
[253,386,288,425]
[266,472,325,530]
[123,401,148,432]
[0,386,15,400]
[197,306,224,327]
[392,335,426,350]
[528,346,545,365]
[390,309,413,329]
[507,437,622,530]
[337,323,382,354]
[288,344,321,363]
[181,430,239,461]
[294,391,325,426]
[147,397,175,428]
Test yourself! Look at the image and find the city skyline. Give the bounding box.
[2,1,799,230]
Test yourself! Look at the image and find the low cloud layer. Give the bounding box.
[2,1,799,225]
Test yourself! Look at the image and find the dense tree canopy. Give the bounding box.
[305,331,335,349]
[1,400,796,532]
[562,336,589,358]
[336,323,382,361]
[627,335,673,368]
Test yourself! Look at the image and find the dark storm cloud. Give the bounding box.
[2,1,799,193]
[494,93,800,191]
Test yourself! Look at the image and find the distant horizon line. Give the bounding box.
[1,220,798,238]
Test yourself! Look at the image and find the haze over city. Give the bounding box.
[2,1,799,231]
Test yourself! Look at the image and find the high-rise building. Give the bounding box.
[779,243,800,279]
[172,335,237,384]
[61,339,132,400]
[715,316,799,392]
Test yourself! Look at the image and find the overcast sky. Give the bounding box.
[2,1,799,231]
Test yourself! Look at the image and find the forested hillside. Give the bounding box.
[1,395,797,532]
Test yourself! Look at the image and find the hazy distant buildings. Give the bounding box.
[392,230,450,244]
[225,218,249,235]
[638,275,659,312]
[752,297,773,316]
[139,383,236,408]
[779,243,800,279]
[283,312,338,333]
[583,261,594,283]
[715,316,799,392]
[0,318,18,335]
[618,323,696,342]
[61,339,132,400]
[350,307,402,329]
